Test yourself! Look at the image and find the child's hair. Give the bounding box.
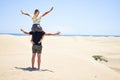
[34,9,39,15]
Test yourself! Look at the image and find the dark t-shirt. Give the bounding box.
[29,31,45,45]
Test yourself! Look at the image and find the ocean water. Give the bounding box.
[0,33,120,37]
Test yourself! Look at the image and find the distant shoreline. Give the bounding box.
[0,33,120,37]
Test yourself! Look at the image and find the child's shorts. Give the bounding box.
[31,24,42,32]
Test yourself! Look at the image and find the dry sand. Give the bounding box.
[0,35,120,80]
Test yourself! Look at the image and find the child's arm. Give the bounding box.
[20,29,30,34]
[21,10,31,16]
[41,7,54,17]
[45,32,61,36]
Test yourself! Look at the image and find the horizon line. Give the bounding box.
[0,33,120,37]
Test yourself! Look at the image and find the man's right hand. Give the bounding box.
[20,29,29,34]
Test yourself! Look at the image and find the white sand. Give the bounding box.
[0,35,120,80]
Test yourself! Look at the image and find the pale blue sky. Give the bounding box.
[0,0,120,35]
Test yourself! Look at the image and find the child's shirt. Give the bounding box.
[30,14,42,24]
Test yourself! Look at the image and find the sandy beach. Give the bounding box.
[0,35,120,80]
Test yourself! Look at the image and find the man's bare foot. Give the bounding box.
[38,67,40,70]
[32,66,35,69]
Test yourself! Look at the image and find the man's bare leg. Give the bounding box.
[37,53,41,70]
[32,53,36,69]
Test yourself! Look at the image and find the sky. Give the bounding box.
[0,0,120,35]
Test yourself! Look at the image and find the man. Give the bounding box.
[21,29,60,70]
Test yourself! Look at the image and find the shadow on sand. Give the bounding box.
[110,67,120,73]
[15,67,54,73]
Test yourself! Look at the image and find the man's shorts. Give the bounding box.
[32,45,42,54]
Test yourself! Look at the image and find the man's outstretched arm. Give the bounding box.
[20,29,29,34]
[45,32,61,36]
[38,32,60,43]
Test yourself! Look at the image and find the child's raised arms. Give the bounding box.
[21,10,30,16]
[41,7,54,17]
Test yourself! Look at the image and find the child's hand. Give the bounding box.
[21,10,24,14]
[50,7,54,11]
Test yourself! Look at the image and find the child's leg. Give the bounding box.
[32,53,36,68]
[37,53,41,70]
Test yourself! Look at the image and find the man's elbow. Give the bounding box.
[45,34,51,36]
[25,32,29,34]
